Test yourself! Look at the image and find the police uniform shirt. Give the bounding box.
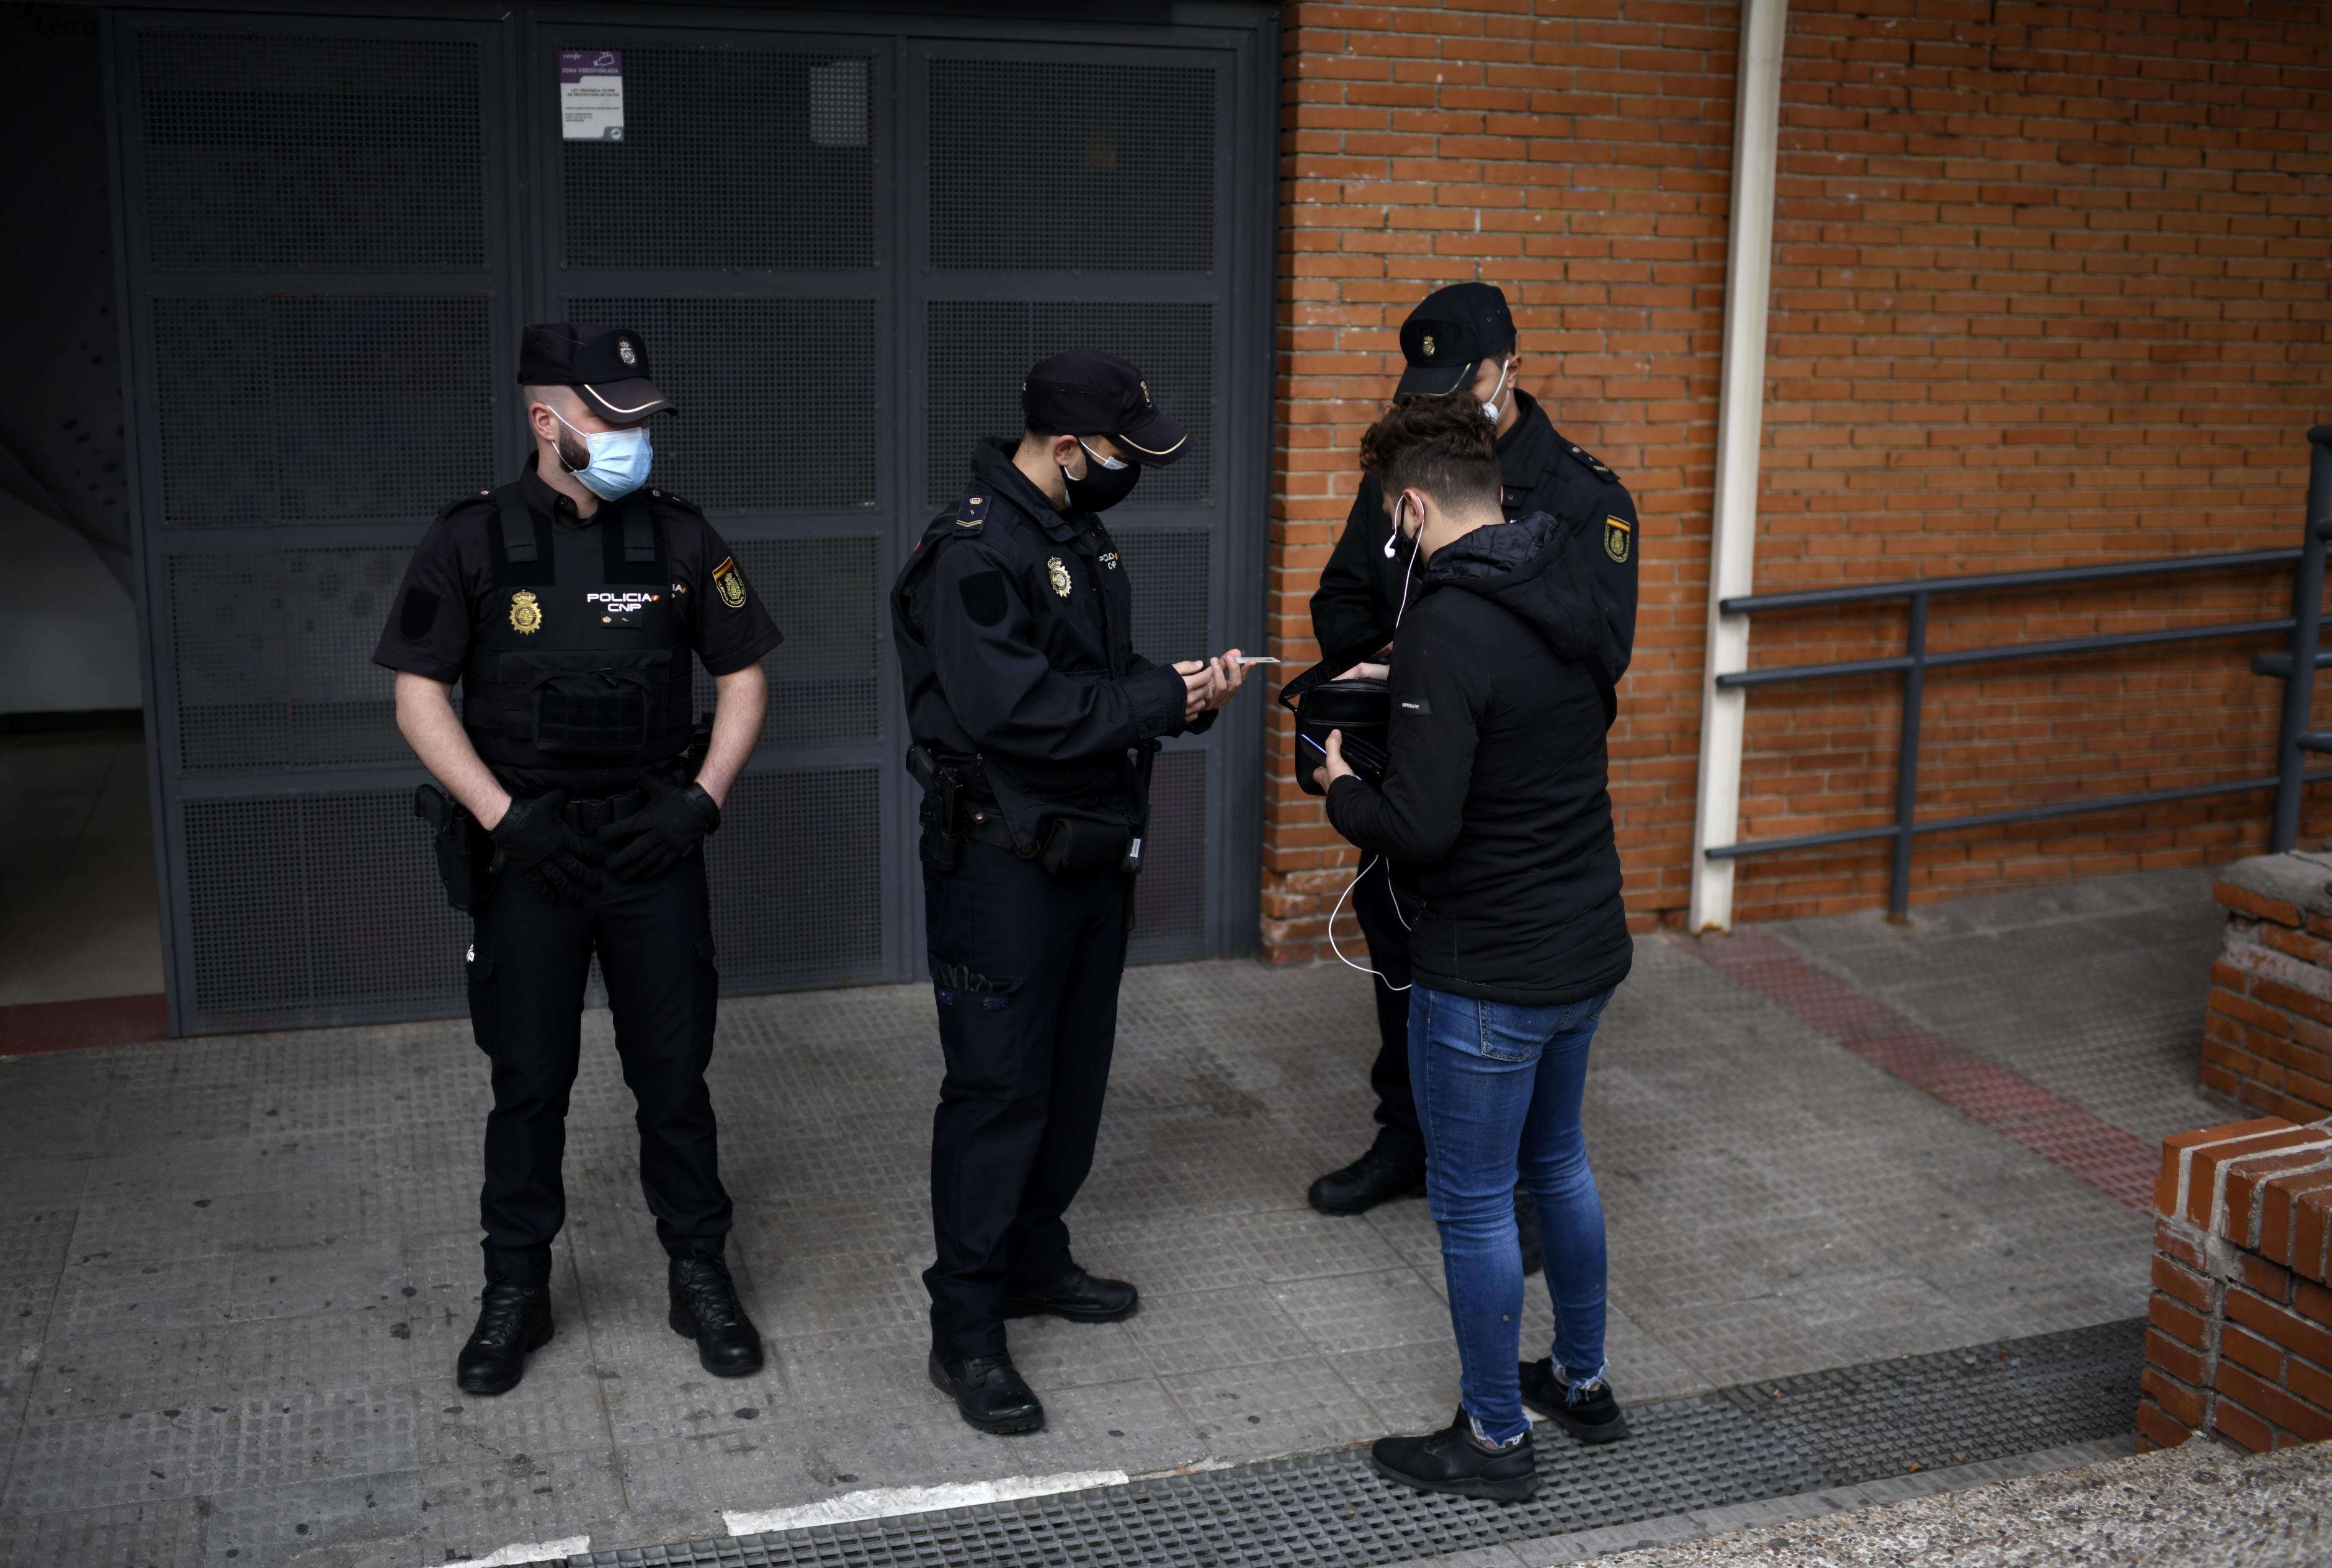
[374,458,783,795]
[1310,389,1640,674]
[893,439,1212,847]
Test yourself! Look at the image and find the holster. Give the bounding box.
[413,784,499,913]
[908,743,968,873]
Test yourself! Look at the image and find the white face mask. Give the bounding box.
[1480,359,1514,424]
[548,407,653,501]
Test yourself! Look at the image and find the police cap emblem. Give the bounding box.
[1047,556,1073,599]
[618,337,637,366]
[509,589,543,635]
[1421,333,1436,357]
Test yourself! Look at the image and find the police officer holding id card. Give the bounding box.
[891,351,1253,1434]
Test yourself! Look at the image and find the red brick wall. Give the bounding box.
[2142,1116,2332,1453]
[1263,2,2332,963]
[1266,0,1740,959]
[2207,874,2332,1121]
[1733,0,2332,922]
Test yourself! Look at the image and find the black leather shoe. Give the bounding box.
[1308,1141,1426,1216]
[1370,1407,1537,1501]
[1519,1358,1628,1443]
[456,1281,552,1396]
[668,1254,764,1378]
[1515,1187,1543,1278]
[1001,1266,1139,1323]
[928,1350,1045,1435]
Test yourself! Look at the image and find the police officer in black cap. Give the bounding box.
[375,323,783,1395]
[1307,283,1640,1228]
[894,350,1253,1433]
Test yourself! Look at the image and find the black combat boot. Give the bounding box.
[929,1350,1045,1435]
[1519,1358,1628,1443]
[1370,1407,1537,1501]
[1001,1265,1140,1323]
[668,1254,764,1377]
[1308,1137,1426,1216]
[457,1281,553,1396]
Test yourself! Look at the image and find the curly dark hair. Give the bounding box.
[1358,393,1501,514]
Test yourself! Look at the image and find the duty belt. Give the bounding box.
[561,787,649,835]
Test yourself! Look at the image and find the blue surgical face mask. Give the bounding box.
[550,408,653,501]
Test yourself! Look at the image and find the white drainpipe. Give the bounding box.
[1688,0,1791,933]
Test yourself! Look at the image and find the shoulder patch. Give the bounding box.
[1565,443,1617,484]
[710,555,748,610]
[954,492,990,532]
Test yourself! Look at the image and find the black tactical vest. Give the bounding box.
[460,483,694,785]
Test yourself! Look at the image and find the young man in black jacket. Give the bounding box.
[1305,282,1638,1225]
[1315,395,1633,1500]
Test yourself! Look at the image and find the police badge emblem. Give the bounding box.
[1047,557,1073,599]
[509,589,543,635]
[1603,515,1632,564]
[710,556,748,610]
[619,338,637,366]
[1421,333,1436,357]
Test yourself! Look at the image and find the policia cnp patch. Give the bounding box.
[1603,515,1632,564]
[711,556,748,610]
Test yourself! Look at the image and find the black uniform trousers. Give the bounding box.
[465,849,730,1287]
[921,834,1128,1361]
[1352,858,1423,1162]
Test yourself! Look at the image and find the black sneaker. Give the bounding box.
[1370,1407,1537,1501]
[1308,1141,1426,1216]
[1519,1358,1628,1443]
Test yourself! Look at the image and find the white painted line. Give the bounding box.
[468,1536,589,1567]
[724,1469,1128,1538]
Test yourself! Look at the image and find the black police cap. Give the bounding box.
[517,323,676,421]
[1021,350,1188,466]
[1395,282,1516,399]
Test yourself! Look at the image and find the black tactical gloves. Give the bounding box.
[489,791,604,903]
[598,775,721,881]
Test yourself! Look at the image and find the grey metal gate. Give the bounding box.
[105,4,1277,1035]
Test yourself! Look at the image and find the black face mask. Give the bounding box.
[1061,440,1141,513]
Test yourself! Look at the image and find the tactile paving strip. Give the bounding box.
[550,1319,2143,1567]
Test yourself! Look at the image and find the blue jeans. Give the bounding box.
[1410,982,1614,1443]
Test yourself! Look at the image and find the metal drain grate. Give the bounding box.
[554,1320,2143,1567]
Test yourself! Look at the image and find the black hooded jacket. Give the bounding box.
[1324,510,1631,1007]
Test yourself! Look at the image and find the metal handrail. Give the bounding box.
[1705,427,2332,919]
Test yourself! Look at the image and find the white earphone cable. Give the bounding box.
[1328,855,1410,991]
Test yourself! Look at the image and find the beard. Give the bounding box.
[555,427,592,474]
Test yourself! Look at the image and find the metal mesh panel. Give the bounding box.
[152,295,494,527]
[927,58,1213,272]
[562,47,875,270]
[688,538,882,744]
[925,301,1212,510]
[184,790,467,1028]
[565,298,875,510]
[136,32,485,272]
[1108,527,1210,666]
[705,768,885,989]
[169,550,411,772]
[1130,747,1206,953]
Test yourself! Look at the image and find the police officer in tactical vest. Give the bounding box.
[1307,283,1641,1232]
[375,324,783,1395]
[894,351,1253,1433]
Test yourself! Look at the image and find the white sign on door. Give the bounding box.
[560,50,624,141]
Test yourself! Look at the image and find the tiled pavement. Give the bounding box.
[0,868,2231,1566]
